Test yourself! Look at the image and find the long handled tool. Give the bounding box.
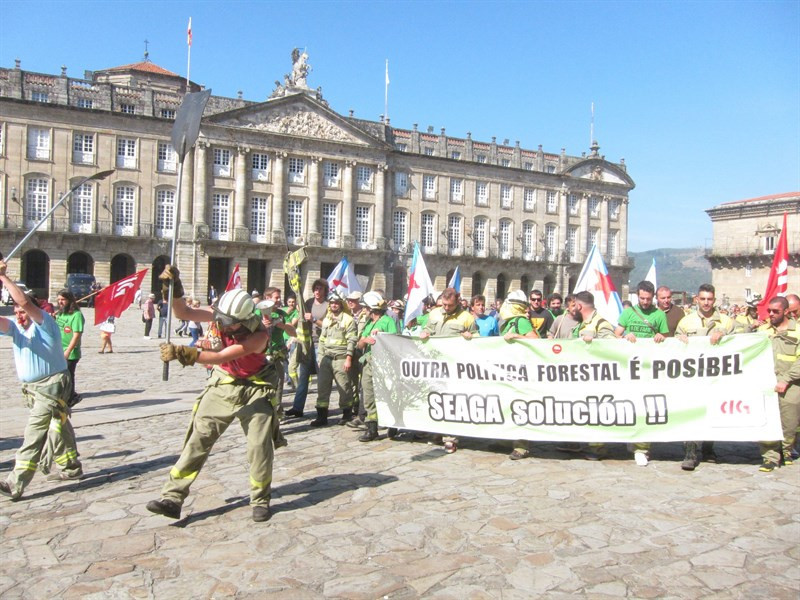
[162,89,211,381]
[5,169,115,262]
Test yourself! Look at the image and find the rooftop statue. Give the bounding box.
[269,48,317,99]
[291,48,311,89]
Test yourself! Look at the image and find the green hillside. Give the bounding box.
[628,248,711,294]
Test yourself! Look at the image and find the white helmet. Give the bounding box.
[361,291,387,311]
[214,289,256,327]
[506,290,528,305]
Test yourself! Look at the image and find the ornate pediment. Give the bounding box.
[564,159,635,189]
[569,163,627,185]
[210,101,370,146]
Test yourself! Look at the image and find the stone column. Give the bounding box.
[464,132,473,161]
[600,195,609,257]
[374,163,386,248]
[233,145,250,242]
[342,161,354,247]
[304,263,322,299]
[558,186,568,259]
[269,265,286,290]
[580,192,589,260]
[618,197,629,261]
[307,156,321,245]
[485,277,497,304]
[193,142,208,227]
[271,152,286,243]
[179,147,194,239]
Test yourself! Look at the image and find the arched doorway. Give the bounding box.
[152,255,169,295]
[496,273,507,301]
[22,249,50,298]
[110,254,135,284]
[568,275,578,294]
[543,272,556,297]
[248,259,268,296]
[208,257,231,303]
[520,275,530,295]
[392,265,406,300]
[67,251,94,275]
[472,272,484,298]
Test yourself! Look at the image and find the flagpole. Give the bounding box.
[384,59,389,123]
[186,17,192,88]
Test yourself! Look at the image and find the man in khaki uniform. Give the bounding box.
[572,291,617,460]
[676,284,736,471]
[419,288,477,453]
[757,296,800,471]
[311,291,358,427]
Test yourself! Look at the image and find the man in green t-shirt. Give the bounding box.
[614,281,668,466]
[55,290,84,407]
[257,288,296,408]
[615,281,669,343]
[354,292,399,442]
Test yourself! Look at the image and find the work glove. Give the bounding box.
[160,343,199,367]
[158,264,184,300]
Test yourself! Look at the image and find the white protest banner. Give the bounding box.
[371,333,782,443]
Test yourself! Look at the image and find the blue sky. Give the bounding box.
[2,0,798,252]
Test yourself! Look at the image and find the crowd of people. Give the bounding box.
[1,258,797,523]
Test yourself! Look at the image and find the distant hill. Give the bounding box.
[628,248,710,293]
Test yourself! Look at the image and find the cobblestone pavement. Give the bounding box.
[1,309,798,599]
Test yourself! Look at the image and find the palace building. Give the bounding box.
[705,192,800,305]
[0,52,634,302]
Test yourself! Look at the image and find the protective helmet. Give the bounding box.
[506,290,528,305]
[745,294,762,309]
[391,299,406,311]
[362,291,387,311]
[213,289,257,328]
[327,290,345,304]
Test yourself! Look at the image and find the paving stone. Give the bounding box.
[1,317,798,597]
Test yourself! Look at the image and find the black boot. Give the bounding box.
[682,441,698,471]
[338,408,354,425]
[310,407,329,427]
[359,421,378,442]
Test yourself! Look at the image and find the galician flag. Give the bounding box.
[405,242,435,327]
[757,212,790,319]
[93,269,148,325]
[225,263,241,291]
[448,266,462,293]
[644,257,657,290]
[327,257,363,296]
[572,244,623,325]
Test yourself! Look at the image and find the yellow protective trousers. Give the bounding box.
[315,355,354,410]
[5,371,81,498]
[161,365,283,507]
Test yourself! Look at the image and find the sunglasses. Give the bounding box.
[530,298,542,302]
[766,309,782,314]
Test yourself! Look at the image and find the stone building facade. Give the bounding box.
[705,192,800,305]
[0,54,634,303]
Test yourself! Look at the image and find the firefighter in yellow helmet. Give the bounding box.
[147,268,284,523]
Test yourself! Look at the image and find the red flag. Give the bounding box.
[187,17,192,47]
[94,269,148,325]
[757,212,789,319]
[225,263,241,292]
